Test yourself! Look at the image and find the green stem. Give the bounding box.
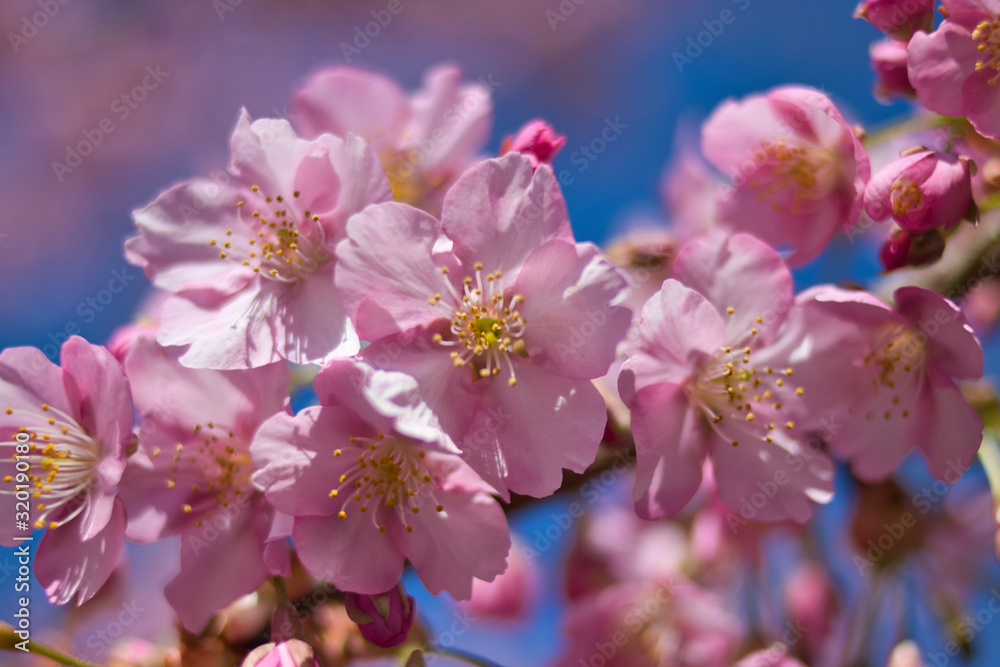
[0,623,99,667]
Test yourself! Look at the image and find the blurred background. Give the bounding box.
[4,1,990,665]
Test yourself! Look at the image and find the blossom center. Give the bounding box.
[210,186,331,285]
[747,139,838,214]
[428,263,527,387]
[687,310,804,447]
[973,19,1000,85]
[2,403,102,529]
[158,421,255,527]
[329,434,444,534]
[857,324,926,421]
[890,176,923,217]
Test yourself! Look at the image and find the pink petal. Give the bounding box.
[711,425,834,523]
[514,241,630,380]
[59,336,133,458]
[908,22,980,118]
[292,67,409,152]
[292,514,405,595]
[165,505,271,633]
[629,383,708,520]
[157,286,280,370]
[407,64,492,175]
[404,488,510,600]
[673,232,794,344]
[619,280,725,403]
[915,369,984,480]
[336,202,457,341]
[126,179,254,293]
[893,286,983,379]
[440,154,574,280]
[466,362,606,499]
[273,265,360,364]
[251,407,368,517]
[35,498,126,606]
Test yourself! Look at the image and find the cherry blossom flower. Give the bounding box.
[116,337,292,632]
[798,286,984,481]
[864,149,977,232]
[908,0,1000,140]
[335,153,631,499]
[125,109,391,369]
[250,359,510,599]
[0,336,133,605]
[344,582,415,648]
[293,64,492,214]
[241,639,321,667]
[618,232,835,521]
[701,86,870,265]
[500,119,566,171]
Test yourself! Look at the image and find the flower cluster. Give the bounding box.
[4,12,1000,663]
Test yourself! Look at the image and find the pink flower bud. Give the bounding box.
[879,228,945,272]
[854,0,933,40]
[241,639,321,667]
[864,149,976,233]
[870,39,915,102]
[344,583,415,648]
[501,119,566,170]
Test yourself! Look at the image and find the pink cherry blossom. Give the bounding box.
[0,336,133,605]
[500,119,566,170]
[734,646,808,667]
[116,336,292,632]
[250,359,510,599]
[701,86,870,265]
[335,153,631,499]
[125,109,391,369]
[462,535,539,619]
[555,579,743,667]
[864,149,976,232]
[798,285,984,481]
[618,232,835,522]
[870,38,916,101]
[293,64,492,214]
[908,0,1000,140]
[855,0,934,40]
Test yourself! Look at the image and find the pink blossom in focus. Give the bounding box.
[116,337,292,632]
[871,39,917,101]
[125,110,392,369]
[908,0,1000,140]
[335,154,631,499]
[864,149,977,232]
[344,582,415,648]
[799,286,984,481]
[241,639,321,667]
[250,359,510,599]
[618,232,835,522]
[293,64,492,214]
[701,86,870,266]
[0,336,133,605]
[855,0,934,40]
[501,119,566,170]
[554,579,743,667]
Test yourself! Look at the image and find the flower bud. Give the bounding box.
[344,582,415,648]
[501,119,566,171]
[854,0,933,40]
[879,228,945,272]
[870,39,915,101]
[864,149,976,233]
[241,639,320,667]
